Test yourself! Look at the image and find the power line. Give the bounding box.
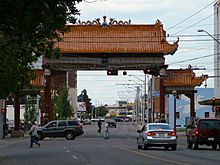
[172,13,214,35]
[167,0,216,30]
[167,53,214,65]
[83,0,98,3]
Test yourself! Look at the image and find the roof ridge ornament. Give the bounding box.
[77,16,131,26]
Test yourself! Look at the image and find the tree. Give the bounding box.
[0,0,82,98]
[53,86,73,119]
[96,106,108,117]
[24,96,37,129]
[77,89,92,114]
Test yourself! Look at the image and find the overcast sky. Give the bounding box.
[75,0,216,106]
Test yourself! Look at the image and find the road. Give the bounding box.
[0,122,220,165]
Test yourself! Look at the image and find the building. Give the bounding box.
[214,1,220,98]
[169,88,214,128]
[106,101,132,117]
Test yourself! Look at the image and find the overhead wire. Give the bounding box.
[167,0,216,30]
[167,53,214,65]
[172,13,214,35]
[83,0,98,3]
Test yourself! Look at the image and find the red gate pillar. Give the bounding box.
[45,69,52,122]
[40,90,45,126]
[190,91,195,117]
[160,77,165,115]
[14,94,20,131]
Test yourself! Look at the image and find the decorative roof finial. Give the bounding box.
[102,16,108,27]
[77,16,131,26]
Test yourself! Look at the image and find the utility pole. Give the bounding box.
[0,99,6,139]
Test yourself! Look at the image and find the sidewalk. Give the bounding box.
[0,134,30,161]
[0,134,29,149]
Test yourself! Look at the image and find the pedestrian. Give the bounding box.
[160,114,167,123]
[97,119,102,133]
[28,121,40,148]
[104,122,110,140]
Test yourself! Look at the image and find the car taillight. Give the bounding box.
[77,124,82,129]
[147,132,155,136]
[194,129,199,135]
[168,131,176,136]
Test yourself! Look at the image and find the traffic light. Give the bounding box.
[0,99,5,114]
[107,69,118,76]
[214,106,220,112]
[212,97,216,106]
[1,108,5,114]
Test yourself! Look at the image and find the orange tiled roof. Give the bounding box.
[163,69,208,87]
[30,69,44,87]
[55,20,178,55]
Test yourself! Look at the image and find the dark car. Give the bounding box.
[82,119,91,125]
[137,123,177,150]
[106,119,116,128]
[186,118,220,150]
[37,120,83,140]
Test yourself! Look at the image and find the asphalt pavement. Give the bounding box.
[0,123,186,161]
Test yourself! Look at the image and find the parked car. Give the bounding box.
[91,118,105,122]
[137,123,177,150]
[7,119,14,134]
[106,119,116,128]
[113,117,124,122]
[82,119,91,125]
[186,118,220,150]
[37,120,83,140]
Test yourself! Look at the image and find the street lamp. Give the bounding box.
[128,79,145,123]
[129,75,147,124]
[172,90,177,132]
[197,29,220,45]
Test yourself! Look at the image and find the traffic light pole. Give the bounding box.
[0,99,6,139]
[0,113,4,139]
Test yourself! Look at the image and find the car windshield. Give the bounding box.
[149,124,171,130]
[199,120,220,129]
[68,120,79,126]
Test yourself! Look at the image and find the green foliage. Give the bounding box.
[0,0,82,98]
[53,86,73,119]
[96,106,108,117]
[77,89,92,114]
[24,96,37,124]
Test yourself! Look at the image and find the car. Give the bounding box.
[7,119,15,134]
[186,118,220,150]
[106,119,116,128]
[37,120,84,140]
[137,123,177,150]
[113,117,124,122]
[82,119,91,125]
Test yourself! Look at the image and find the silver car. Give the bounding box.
[137,123,177,150]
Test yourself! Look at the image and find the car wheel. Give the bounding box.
[187,139,193,149]
[171,144,177,151]
[212,144,217,150]
[137,145,142,149]
[143,144,148,150]
[193,142,198,150]
[164,146,169,150]
[37,133,44,140]
[65,131,74,140]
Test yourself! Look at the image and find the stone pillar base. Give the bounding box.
[10,131,24,138]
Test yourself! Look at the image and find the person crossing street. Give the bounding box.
[28,121,40,148]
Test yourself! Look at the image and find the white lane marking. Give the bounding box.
[114,146,191,165]
[72,155,78,159]
[66,150,70,153]
[63,146,66,149]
